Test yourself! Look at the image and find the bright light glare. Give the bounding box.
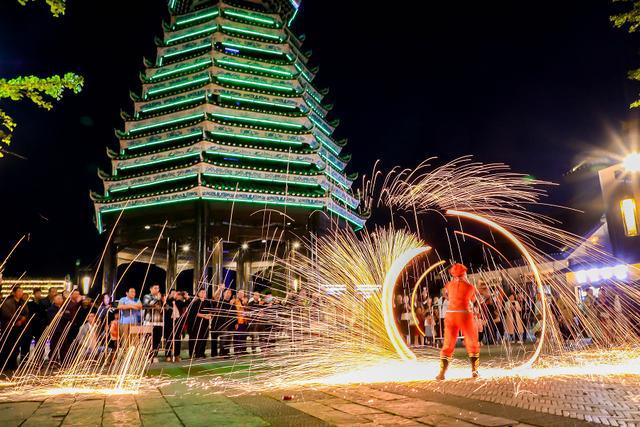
[614,264,629,280]
[600,267,614,280]
[623,152,640,172]
[574,264,629,283]
[586,268,600,282]
[43,387,138,396]
[576,270,587,284]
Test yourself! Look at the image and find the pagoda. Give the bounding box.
[92,0,366,293]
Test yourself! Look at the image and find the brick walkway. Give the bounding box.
[422,374,640,426]
[0,373,638,426]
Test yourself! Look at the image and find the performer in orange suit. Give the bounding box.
[436,263,480,380]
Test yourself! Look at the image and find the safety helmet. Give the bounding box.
[449,263,467,277]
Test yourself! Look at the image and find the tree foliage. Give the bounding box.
[1,0,81,158]
[612,0,640,107]
[17,0,66,17]
[0,73,84,110]
[0,73,84,157]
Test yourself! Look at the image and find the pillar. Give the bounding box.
[193,202,209,293]
[236,248,250,291]
[102,241,118,295]
[166,236,177,293]
[211,238,224,287]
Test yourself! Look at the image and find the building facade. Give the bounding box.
[92,0,366,294]
[598,161,640,264]
[467,158,640,302]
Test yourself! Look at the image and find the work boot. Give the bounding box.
[436,357,449,380]
[469,354,480,378]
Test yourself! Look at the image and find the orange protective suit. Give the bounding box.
[440,277,480,360]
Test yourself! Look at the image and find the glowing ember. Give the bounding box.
[0,156,638,398]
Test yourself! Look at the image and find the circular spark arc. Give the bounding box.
[446,209,547,369]
[382,246,431,361]
[410,260,446,337]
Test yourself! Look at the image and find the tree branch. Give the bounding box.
[16,0,66,17]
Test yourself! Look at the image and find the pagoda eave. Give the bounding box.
[95,185,329,229]
[169,1,298,26]
[102,162,329,194]
[112,140,322,170]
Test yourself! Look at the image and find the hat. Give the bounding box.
[449,263,467,277]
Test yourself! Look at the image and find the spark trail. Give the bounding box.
[1,156,639,397]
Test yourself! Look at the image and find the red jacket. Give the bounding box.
[445,278,476,311]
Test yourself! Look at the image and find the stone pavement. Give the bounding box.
[421,374,640,426]
[1,374,638,426]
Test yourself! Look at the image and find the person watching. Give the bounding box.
[0,286,29,371]
[117,287,142,348]
[142,284,163,363]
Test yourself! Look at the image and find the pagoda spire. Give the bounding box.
[93,0,366,293]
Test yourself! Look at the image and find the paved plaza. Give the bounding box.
[0,361,638,427]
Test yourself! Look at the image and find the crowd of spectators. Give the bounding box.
[394,278,627,349]
[0,283,293,372]
[394,282,544,348]
[0,286,94,371]
[1,277,626,372]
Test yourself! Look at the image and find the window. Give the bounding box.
[620,198,639,237]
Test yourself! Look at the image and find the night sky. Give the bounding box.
[0,0,638,277]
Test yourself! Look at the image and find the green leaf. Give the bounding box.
[16,0,66,17]
[0,73,84,110]
[0,110,17,158]
[0,74,83,156]
[612,0,640,107]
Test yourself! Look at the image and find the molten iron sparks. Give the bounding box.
[0,156,639,398]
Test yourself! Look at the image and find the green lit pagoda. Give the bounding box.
[92,0,366,293]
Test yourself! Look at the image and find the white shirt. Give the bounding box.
[440,300,448,318]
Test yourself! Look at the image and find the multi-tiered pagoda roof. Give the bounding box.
[92,0,366,233]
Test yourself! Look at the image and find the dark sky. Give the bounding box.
[0,0,638,277]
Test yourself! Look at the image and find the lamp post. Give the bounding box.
[82,276,91,295]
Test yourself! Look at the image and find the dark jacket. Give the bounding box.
[0,296,29,330]
[164,297,186,324]
[213,298,235,331]
[187,297,213,332]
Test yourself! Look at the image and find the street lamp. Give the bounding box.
[292,241,300,250]
[81,276,91,294]
[241,242,249,250]
[623,152,640,172]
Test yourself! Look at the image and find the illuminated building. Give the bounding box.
[598,157,640,263]
[0,277,71,296]
[467,155,640,302]
[91,0,366,293]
